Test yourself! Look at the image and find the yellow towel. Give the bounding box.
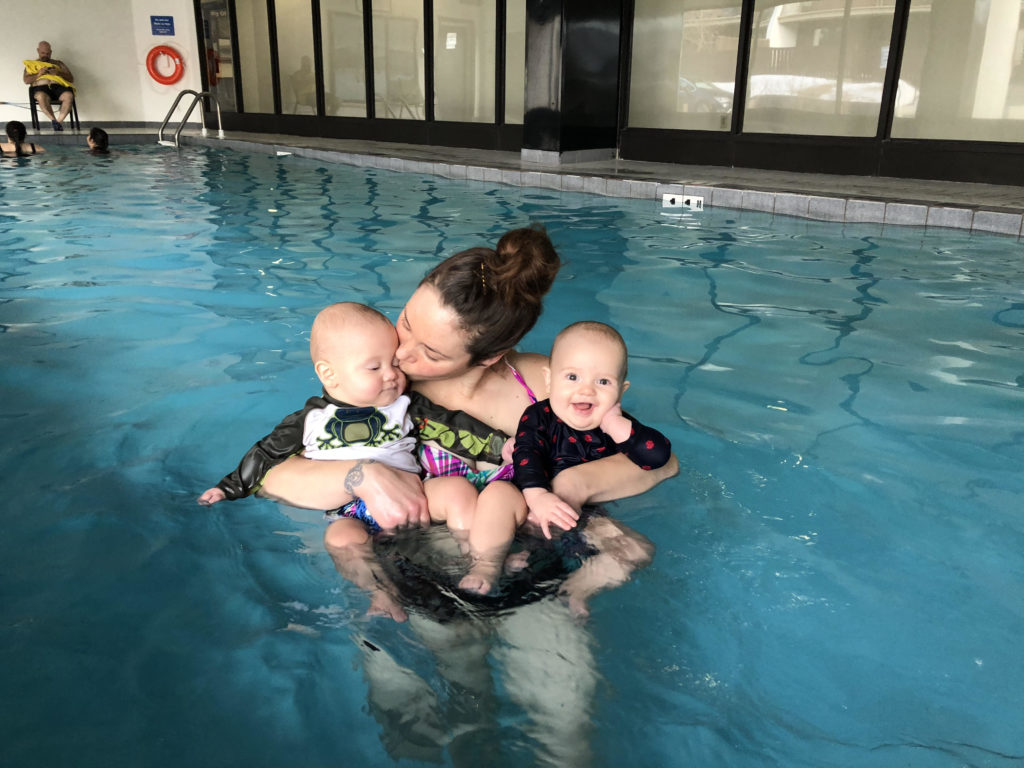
[23,60,74,90]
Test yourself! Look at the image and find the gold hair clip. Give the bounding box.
[479,262,487,289]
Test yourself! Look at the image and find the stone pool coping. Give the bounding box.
[47,129,1023,238]
[199,135,1024,239]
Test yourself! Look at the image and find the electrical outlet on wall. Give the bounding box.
[662,193,703,210]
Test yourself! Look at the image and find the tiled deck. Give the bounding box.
[41,127,1024,238]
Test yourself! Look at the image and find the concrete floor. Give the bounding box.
[38,126,1024,238]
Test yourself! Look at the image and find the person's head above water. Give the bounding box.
[396,224,561,380]
[6,120,27,143]
[310,302,406,408]
[87,127,109,153]
[545,321,630,432]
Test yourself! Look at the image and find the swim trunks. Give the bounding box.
[325,498,381,534]
[30,83,73,100]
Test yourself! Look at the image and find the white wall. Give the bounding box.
[0,0,201,127]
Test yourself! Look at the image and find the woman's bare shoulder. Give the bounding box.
[508,351,548,373]
[507,351,549,397]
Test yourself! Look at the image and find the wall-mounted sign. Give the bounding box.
[151,16,175,36]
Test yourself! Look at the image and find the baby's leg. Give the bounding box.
[423,476,478,532]
[323,518,407,622]
[460,481,527,595]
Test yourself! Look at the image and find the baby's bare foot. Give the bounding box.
[567,594,590,619]
[368,592,408,623]
[503,550,530,573]
[458,572,493,595]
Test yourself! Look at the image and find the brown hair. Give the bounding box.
[422,224,561,365]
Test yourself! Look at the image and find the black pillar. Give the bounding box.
[523,0,622,161]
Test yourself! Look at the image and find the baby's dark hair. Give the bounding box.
[5,121,28,155]
[88,127,109,153]
[422,224,561,365]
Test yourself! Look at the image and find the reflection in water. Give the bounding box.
[353,524,600,767]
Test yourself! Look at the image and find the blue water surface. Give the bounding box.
[1,146,1022,767]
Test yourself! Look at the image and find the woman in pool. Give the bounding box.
[1,121,46,157]
[259,223,677,538]
[259,224,677,764]
[258,225,677,615]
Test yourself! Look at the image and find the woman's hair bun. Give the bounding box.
[422,223,563,365]
[486,224,561,306]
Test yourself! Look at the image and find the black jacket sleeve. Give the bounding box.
[215,397,324,500]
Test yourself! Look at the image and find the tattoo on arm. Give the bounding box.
[344,459,376,496]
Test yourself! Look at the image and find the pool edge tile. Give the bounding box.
[582,176,608,196]
[741,190,775,214]
[926,206,973,231]
[885,202,929,227]
[846,199,886,224]
[972,210,1023,237]
[711,187,743,210]
[774,193,810,219]
[808,196,847,222]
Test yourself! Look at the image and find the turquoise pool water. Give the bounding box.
[2,146,1022,767]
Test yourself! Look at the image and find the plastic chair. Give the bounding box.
[29,87,80,131]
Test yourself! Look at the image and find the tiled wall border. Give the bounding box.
[201,138,1024,240]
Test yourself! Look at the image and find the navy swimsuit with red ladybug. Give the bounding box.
[511,399,672,492]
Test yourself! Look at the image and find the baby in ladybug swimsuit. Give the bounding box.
[512,321,672,536]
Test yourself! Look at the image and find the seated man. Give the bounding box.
[23,41,75,131]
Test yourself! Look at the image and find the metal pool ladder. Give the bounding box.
[158,90,224,147]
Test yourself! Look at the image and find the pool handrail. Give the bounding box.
[158,90,224,147]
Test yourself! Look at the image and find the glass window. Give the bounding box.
[505,0,526,124]
[235,0,275,113]
[744,0,897,136]
[629,0,741,131]
[276,0,317,115]
[893,0,1024,141]
[373,0,425,120]
[433,0,496,122]
[321,0,368,116]
[200,0,237,112]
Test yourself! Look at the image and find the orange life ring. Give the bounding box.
[146,45,185,86]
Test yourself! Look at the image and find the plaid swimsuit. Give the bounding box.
[418,362,538,490]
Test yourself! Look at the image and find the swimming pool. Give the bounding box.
[2,145,1022,767]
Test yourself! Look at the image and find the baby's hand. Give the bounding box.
[501,437,516,465]
[599,403,632,443]
[197,487,226,506]
[523,488,579,539]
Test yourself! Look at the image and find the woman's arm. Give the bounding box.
[260,455,429,528]
[557,515,655,617]
[550,451,679,509]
